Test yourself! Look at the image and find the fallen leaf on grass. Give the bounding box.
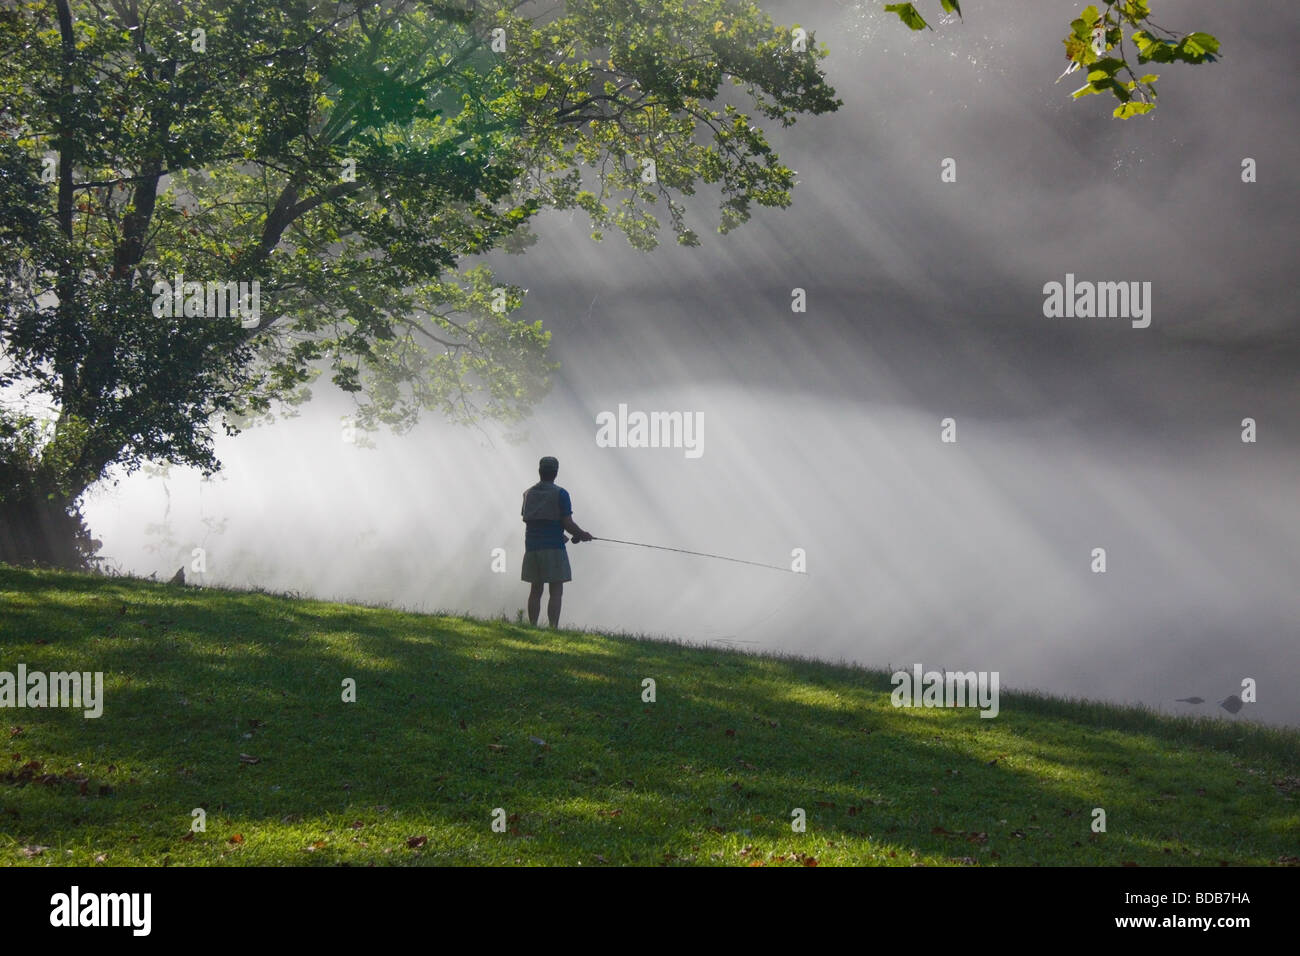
[227,834,244,845]
[406,835,427,849]
[238,753,260,765]
[725,729,736,737]
[20,845,48,858]
[487,744,506,753]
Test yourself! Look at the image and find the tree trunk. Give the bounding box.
[0,481,100,570]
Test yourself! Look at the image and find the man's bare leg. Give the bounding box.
[547,582,563,628]
[527,582,544,625]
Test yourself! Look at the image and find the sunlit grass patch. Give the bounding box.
[0,564,1296,867]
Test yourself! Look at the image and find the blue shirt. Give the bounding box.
[522,482,572,552]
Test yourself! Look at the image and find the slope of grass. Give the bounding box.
[0,564,1296,867]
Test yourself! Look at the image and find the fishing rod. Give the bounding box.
[574,535,802,574]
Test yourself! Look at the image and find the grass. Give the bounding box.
[0,564,1296,867]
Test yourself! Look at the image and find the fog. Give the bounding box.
[83,0,1300,725]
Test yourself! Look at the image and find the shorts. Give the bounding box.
[521,548,572,584]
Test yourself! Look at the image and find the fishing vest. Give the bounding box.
[521,482,563,522]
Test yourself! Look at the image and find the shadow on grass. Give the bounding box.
[1,565,1297,866]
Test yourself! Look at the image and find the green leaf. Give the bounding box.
[1072,5,1101,36]
[1089,57,1125,76]
[1178,32,1220,63]
[940,0,962,17]
[884,3,929,31]
[1132,30,1177,63]
[1113,101,1155,119]
[1121,0,1151,21]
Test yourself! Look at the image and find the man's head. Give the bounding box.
[538,456,559,482]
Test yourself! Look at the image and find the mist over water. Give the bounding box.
[83,0,1299,726]
[85,375,1300,727]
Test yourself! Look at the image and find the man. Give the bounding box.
[521,456,593,628]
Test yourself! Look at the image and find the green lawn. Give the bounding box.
[1,564,1296,866]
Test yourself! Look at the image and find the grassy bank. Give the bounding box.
[1,565,1296,866]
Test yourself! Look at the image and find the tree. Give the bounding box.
[0,1,1220,567]
[0,0,840,565]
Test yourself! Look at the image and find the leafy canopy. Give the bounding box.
[0,0,839,497]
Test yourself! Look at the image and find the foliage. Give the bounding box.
[881,0,1218,118]
[0,0,839,562]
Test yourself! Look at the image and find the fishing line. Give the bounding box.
[581,536,802,574]
[576,535,812,641]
